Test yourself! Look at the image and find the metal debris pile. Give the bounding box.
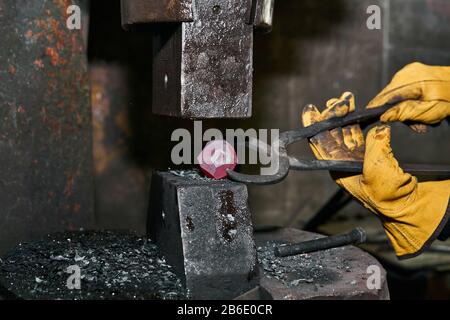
[0,231,186,300]
[169,169,215,181]
[257,241,351,288]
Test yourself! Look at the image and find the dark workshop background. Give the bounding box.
[1,0,450,298]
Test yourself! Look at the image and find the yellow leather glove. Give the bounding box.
[302,92,450,259]
[368,62,450,126]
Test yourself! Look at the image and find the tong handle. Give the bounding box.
[289,159,450,177]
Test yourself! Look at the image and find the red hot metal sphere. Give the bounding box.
[197,140,238,179]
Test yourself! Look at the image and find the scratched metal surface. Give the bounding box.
[148,170,259,299]
[0,0,94,254]
[152,0,254,118]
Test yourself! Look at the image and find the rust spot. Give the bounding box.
[75,112,83,126]
[46,33,54,43]
[72,203,81,213]
[91,81,111,175]
[186,216,195,231]
[34,59,45,69]
[115,111,132,137]
[90,70,127,176]
[25,30,33,39]
[43,114,62,137]
[63,172,75,197]
[8,65,16,75]
[45,47,62,66]
[91,83,109,120]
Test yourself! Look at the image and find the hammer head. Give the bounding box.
[152,0,254,118]
[121,0,275,119]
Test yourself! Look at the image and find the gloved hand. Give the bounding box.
[368,62,450,128]
[302,92,450,259]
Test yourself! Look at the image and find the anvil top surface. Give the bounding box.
[255,228,390,300]
[165,170,245,187]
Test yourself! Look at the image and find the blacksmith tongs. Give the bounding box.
[227,104,450,185]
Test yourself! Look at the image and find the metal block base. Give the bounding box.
[148,171,259,299]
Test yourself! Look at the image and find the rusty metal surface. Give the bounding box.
[0,0,94,254]
[148,170,259,299]
[255,228,390,300]
[90,63,150,233]
[121,0,194,27]
[152,0,254,118]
